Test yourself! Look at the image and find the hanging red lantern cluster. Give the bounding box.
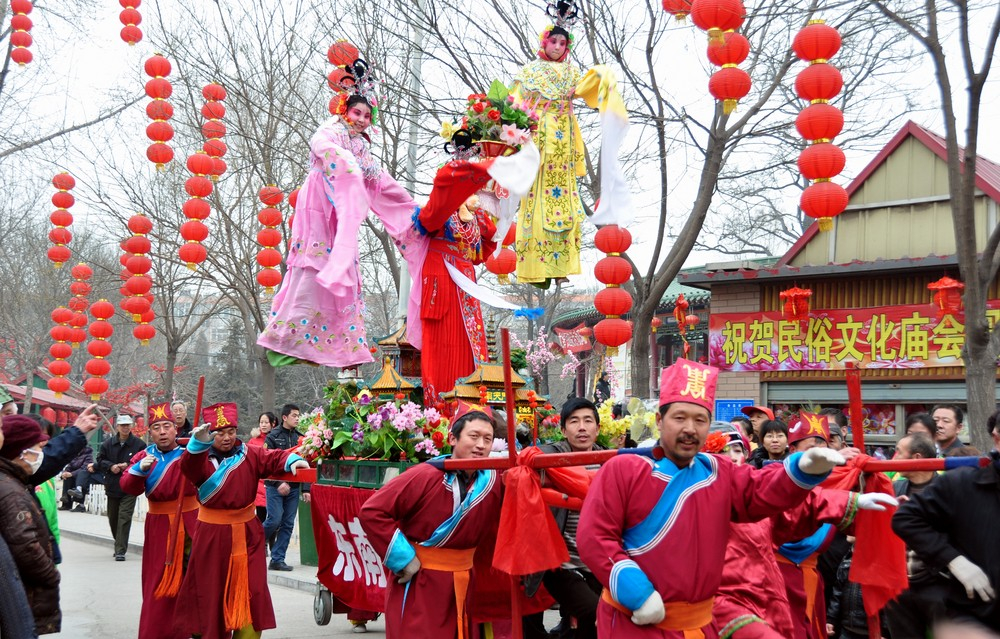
[672,293,700,357]
[84,300,115,401]
[48,173,76,268]
[180,152,214,269]
[690,0,745,43]
[202,83,228,181]
[593,225,633,356]
[256,186,284,294]
[144,54,175,169]
[119,0,142,45]
[47,307,74,397]
[121,214,154,332]
[928,276,964,318]
[780,285,813,324]
[705,29,751,114]
[327,40,360,115]
[661,0,692,21]
[793,19,847,232]
[10,0,33,66]
[68,263,92,349]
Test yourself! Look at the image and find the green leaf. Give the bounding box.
[486,79,508,106]
[333,430,354,448]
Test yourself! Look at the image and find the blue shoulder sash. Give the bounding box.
[777,523,833,565]
[145,445,183,494]
[622,453,717,555]
[421,455,497,548]
[197,444,247,503]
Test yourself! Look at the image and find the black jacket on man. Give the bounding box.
[892,457,1000,630]
[95,433,145,498]
[265,425,303,488]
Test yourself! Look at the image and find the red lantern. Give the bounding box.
[145,121,174,143]
[661,0,692,20]
[146,100,173,120]
[593,224,634,355]
[203,139,228,158]
[255,189,285,294]
[928,276,964,318]
[578,326,593,339]
[48,173,75,268]
[594,287,633,316]
[651,316,663,333]
[83,377,109,401]
[202,102,226,120]
[259,186,284,206]
[593,318,632,351]
[47,245,71,267]
[795,103,844,142]
[90,300,115,320]
[779,286,813,322]
[203,83,227,101]
[256,249,282,269]
[87,340,113,358]
[183,198,211,220]
[689,0,745,42]
[145,78,172,99]
[181,220,209,242]
[792,20,841,62]
[257,228,282,247]
[179,242,207,269]
[594,225,632,254]
[202,120,227,139]
[52,173,75,190]
[133,323,156,346]
[708,65,751,114]
[47,377,70,397]
[484,248,517,284]
[797,143,846,181]
[201,84,227,182]
[328,40,360,66]
[288,189,300,209]
[794,63,843,103]
[594,256,632,285]
[144,53,169,77]
[800,181,848,231]
[144,56,173,169]
[706,31,749,66]
[147,143,174,168]
[187,152,215,176]
[185,177,213,197]
[256,269,282,292]
[258,207,282,227]
[10,0,33,66]
[126,275,152,296]
[128,213,152,235]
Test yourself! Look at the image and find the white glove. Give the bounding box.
[630,591,665,626]
[139,455,155,472]
[289,459,310,476]
[396,556,421,584]
[797,447,845,475]
[857,493,898,511]
[948,555,996,601]
[193,424,213,443]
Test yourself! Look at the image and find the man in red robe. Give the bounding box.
[358,401,503,639]
[120,402,200,639]
[576,359,847,639]
[176,402,308,639]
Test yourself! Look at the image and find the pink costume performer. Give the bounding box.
[576,359,841,639]
[258,49,425,369]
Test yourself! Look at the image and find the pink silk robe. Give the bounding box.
[119,446,200,639]
[713,488,855,639]
[175,442,297,639]
[577,452,829,639]
[257,116,428,368]
[358,463,502,639]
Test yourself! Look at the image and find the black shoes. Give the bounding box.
[114,554,125,562]
[67,488,84,501]
[59,500,72,511]
[71,505,86,513]
[268,561,293,571]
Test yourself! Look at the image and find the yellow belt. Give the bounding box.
[601,589,713,639]
[413,546,476,639]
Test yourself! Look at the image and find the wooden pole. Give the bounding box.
[845,363,865,450]
[500,328,523,639]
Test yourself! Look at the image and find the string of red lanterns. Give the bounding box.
[47,307,74,397]
[661,0,692,22]
[690,0,749,114]
[144,54,175,169]
[672,293,699,357]
[122,214,154,325]
[68,263,92,349]
[119,0,142,45]
[179,152,214,269]
[327,41,360,115]
[84,300,115,401]
[793,19,848,232]
[9,0,33,66]
[256,186,284,295]
[593,225,633,356]
[48,173,76,268]
[202,83,228,181]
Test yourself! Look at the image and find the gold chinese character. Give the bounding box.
[777,321,804,363]
[749,319,775,364]
[868,313,897,361]
[215,406,231,428]
[801,413,828,437]
[721,321,748,365]
[930,314,965,360]
[835,315,865,362]
[680,364,711,400]
[807,317,834,363]
[899,312,931,361]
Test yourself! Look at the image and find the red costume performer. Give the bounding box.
[120,402,200,639]
[577,360,846,639]
[358,402,503,639]
[176,402,307,639]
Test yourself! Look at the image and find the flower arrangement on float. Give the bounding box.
[440,80,539,154]
[297,381,451,463]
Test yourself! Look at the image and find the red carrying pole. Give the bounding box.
[500,327,523,639]
[845,364,865,450]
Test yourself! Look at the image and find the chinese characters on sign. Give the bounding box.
[328,514,387,588]
[709,302,1000,371]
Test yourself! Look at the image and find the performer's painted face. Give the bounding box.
[449,419,494,459]
[150,420,177,450]
[544,34,568,61]
[725,443,746,465]
[213,426,238,452]
[346,102,373,134]
[655,402,710,467]
[561,407,599,452]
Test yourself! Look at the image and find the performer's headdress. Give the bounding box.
[452,400,494,423]
[787,411,830,446]
[443,128,480,162]
[658,358,718,414]
[327,40,382,124]
[538,0,582,61]
[203,402,238,432]
[148,402,175,427]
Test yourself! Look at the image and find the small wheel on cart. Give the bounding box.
[313,587,333,626]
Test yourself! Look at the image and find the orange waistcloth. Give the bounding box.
[413,546,476,639]
[601,589,714,639]
[777,553,820,622]
[147,493,199,515]
[198,504,256,630]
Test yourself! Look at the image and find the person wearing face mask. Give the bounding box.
[0,414,61,635]
[257,45,429,370]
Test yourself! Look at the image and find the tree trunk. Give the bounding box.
[629,303,654,399]
[964,354,996,452]
[164,347,177,401]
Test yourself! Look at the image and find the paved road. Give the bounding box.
[51,537,385,638]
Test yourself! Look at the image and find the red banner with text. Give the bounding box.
[311,484,385,613]
[709,302,1000,371]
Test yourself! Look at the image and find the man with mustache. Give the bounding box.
[359,401,503,639]
[578,359,846,638]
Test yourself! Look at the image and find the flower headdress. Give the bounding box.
[327,40,383,124]
[537,0,581,60]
